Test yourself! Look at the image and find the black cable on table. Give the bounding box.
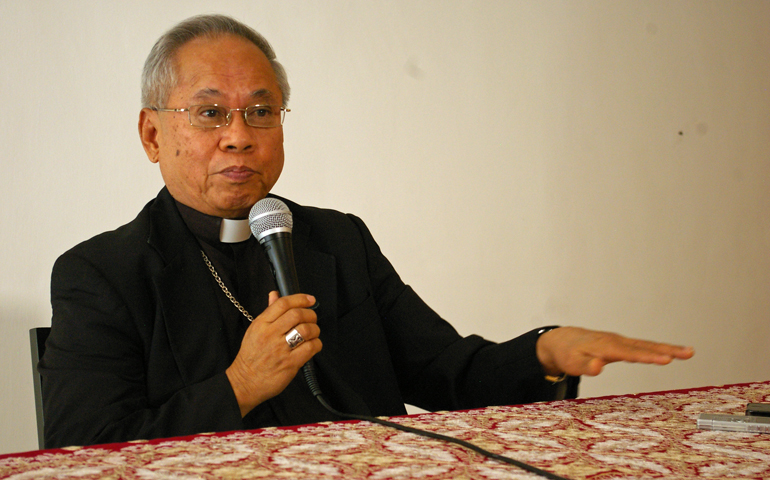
[302,362,570,480]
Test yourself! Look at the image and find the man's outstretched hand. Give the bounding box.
[536,326,695,377]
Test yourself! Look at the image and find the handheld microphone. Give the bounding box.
[248,198,299,297]
[248,197,323,397]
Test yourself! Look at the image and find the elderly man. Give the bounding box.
[40,14,693,449]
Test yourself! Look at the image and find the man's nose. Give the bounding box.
[220,111,255,151]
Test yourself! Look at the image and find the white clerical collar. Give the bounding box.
[219,218,252,243]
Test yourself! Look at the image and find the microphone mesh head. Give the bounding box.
[249,198,293,241]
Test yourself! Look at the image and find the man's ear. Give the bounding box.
[139,108,161,164]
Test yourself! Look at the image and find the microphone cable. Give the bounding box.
[302,362,570,480]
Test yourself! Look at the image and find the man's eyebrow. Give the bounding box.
[190,88,277,104]
[250,89,277,102]
[192,88,223,101]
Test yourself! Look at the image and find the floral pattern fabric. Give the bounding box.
[2,382,769,479]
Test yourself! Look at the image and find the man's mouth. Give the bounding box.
[219,166,256,181]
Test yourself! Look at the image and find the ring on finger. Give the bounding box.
[285,328,305,350]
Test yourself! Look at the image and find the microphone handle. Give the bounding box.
[260,232,301,296]
[259,232,323,398]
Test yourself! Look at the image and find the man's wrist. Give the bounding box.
[226,363,262,417]
[536,326,568,383]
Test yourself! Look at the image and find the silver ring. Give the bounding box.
[285,328,305,349]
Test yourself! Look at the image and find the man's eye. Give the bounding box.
[252,107,272,117]
[200,108,225,118]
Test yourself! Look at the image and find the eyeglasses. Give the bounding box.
[153,104,290,128]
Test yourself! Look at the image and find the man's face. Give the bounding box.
[140,35,285,218]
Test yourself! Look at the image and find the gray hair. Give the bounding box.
[141,14,290,108]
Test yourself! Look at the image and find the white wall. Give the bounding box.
[1,0,768,455]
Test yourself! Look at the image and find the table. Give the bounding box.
[2,381,769,479]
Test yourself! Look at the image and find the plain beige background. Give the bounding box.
[1,1,768,455]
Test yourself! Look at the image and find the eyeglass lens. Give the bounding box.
[188,105,285,128]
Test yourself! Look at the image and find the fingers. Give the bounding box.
[261,293,317,325]
[537,326,694,378]
[638,340,694,361]
[601,336,694,365]
[285,323,321,352]
[250,293,319,340]
[285,329,323,365]
[247,293,320,357]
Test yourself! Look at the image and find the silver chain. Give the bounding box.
[200,250,254,322]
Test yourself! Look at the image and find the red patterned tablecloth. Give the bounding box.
[2,382,769,479]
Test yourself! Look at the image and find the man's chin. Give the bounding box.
[215,193,268,219]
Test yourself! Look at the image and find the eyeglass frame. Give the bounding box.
[151,104,290,128]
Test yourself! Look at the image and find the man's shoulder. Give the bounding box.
[56,192,168,266]
[268,195,384,268]
[271,194,365,237]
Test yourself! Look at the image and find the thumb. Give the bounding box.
[584,357,606,377]
[267,290,280,306]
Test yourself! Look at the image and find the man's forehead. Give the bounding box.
[170,36,282,105]
[173,35,277,83]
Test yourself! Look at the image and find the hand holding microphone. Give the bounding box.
[224,198,322,417]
